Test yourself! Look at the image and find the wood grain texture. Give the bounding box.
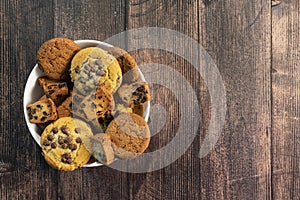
[2,0,300,199]
[53,0,129,199]
[127,0,201,199]
[199,1,272,199]
[127,0,271,199]
[0,0,59,199]
[272,1,300,199]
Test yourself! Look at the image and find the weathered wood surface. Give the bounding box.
[272,1,300,199]
[0,0,298,199]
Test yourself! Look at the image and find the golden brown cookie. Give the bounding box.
[107,47,140,83]
[117,81,150,108]
[26,98,58,123]
[56,96,72,118]
[91,133,115,165]
[40,117,93,171]
[70,47,122,95]
[37,76,56,87]
[106,113,150,160]
[37,38,80,80]
[132,103,144,117]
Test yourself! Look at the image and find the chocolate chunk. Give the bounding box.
[64,136,73,143]
[80,78,86,84]
[43,111,48,116]
[84,69,89,75]
[41,117,46,121]
[31,108,36,114]
[137,86,144,92]
[61,143,68,149]
[85,64,91,71]
[61,126,70,135]
[58,83,66,88]
[95,59,102,65]
[61,157,67,163]
[58,136,64,144]
[48,90,55,95]
[90,67,96,72]
[47,134,54,141]
[75,128,80,133]
[88,73,94,79]
[36,104,42,108]
[64,153,71,159]
[43,140,50,146]
[52,127,58,133]
[66,159,72,164]
[51,143,57,148]
[69,102,72,108]
[75,137,82,143]
[69,143,77,151]
[73,95,80,102]
[34,116,38,120]
[75,66,80,73]
[96,70,106,76]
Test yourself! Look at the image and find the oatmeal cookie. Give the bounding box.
[106,113,150,160]
[37,38,80,80]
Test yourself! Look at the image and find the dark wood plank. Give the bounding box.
[272,1,300,199]
[199,0,272,199]
[126,0,272,199]
[54,0,126,40]
[127,0,202,199]
[53,0,129,199]
[0,0,59,199]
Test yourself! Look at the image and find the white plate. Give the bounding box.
[23,40,150,168]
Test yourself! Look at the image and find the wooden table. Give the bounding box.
[1,0,299,199]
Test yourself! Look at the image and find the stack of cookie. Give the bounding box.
[26,38,151,171]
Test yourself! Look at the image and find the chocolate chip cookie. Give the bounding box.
[38,76,69,105]
[40,117,93,171]
[70,47,122,95]
[26,98,58,123]
[117,81,150,108]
